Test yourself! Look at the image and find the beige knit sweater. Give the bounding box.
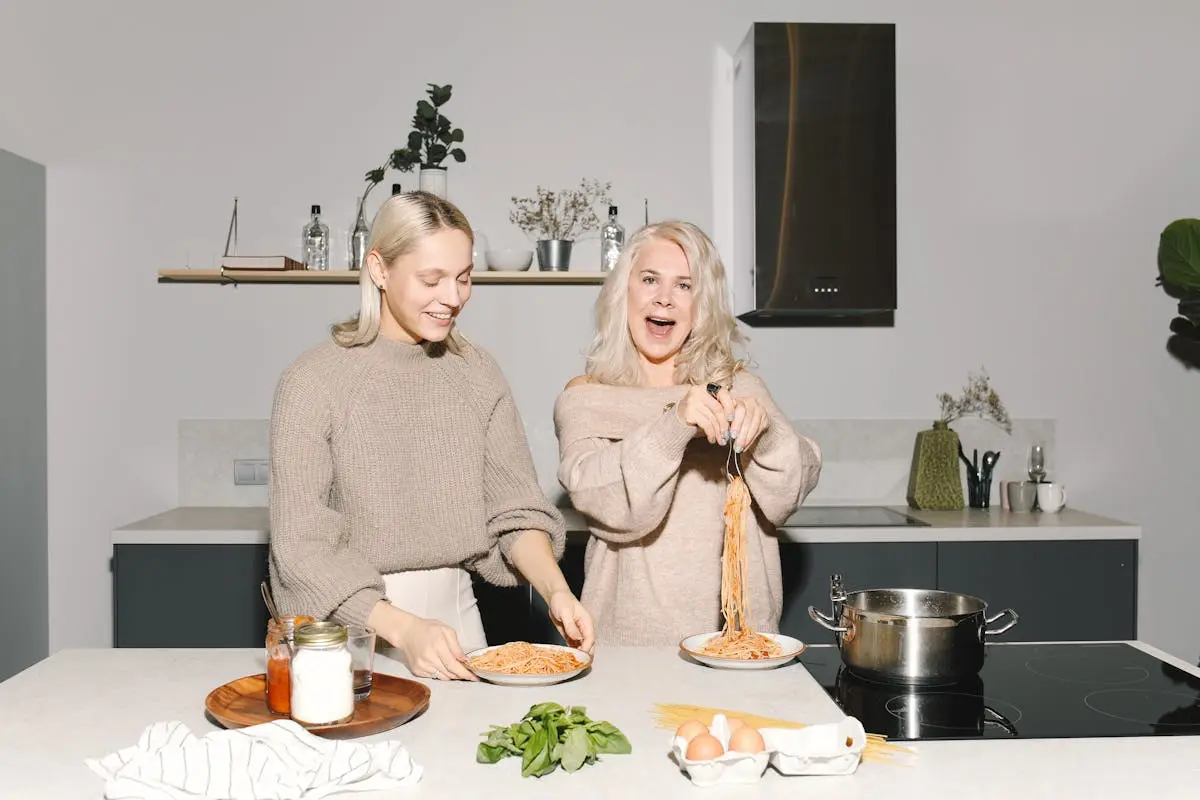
[268,336,565,629]
[554,371,821,646]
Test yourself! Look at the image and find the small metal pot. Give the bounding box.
[808,574,1019,685]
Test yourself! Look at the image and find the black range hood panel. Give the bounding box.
[725,22,897,328]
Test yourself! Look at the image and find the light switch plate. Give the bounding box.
[234,459,268,486]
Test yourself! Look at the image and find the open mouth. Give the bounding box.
[427,311,454,326]
[645,316,676,339]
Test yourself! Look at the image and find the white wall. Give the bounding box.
[0,148,48,680]
[1,0,1198,661]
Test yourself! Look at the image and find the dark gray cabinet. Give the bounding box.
[778,542,937,644]
[111,537,1138,648]
[935,540,1137,642]
[112,544,271,648]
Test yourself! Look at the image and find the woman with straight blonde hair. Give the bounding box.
[269,190,594,681]
[553,220,822,645]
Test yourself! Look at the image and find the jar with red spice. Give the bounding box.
[265,614,313,715]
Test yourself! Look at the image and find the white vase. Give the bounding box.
[419,167,447,199]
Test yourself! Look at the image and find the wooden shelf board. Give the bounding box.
[157,269,606,286]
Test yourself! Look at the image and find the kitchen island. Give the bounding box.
[1,642,1196,799]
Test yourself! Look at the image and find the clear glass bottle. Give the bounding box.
[290,621,354,725]
[348,197,369,272]
[600,205,625,272]
[301,205,330,271]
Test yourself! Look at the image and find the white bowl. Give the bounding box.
[464,643,592,686]
[484,249,533,271]
[679,631,807,670]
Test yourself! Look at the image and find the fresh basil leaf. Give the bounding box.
[560,726,590,772]
[524,724,561,779]
[521,725,548,776]
[512,720,534,748]
[476,742,506,764]
[526,702,566,720]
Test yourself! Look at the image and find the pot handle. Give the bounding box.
[808,605,849,633]
[983,608,1019,637]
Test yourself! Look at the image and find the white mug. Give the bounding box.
[1036,482,1067,513]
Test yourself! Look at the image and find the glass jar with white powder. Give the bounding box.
[290,621,354,725]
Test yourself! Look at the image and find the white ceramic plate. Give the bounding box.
[679,632,807,670]
[464,643,593,686]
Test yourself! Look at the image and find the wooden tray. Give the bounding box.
[205,672,430,739]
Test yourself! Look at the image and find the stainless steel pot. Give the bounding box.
[807,574,1019,685]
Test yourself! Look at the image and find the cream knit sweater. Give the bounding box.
[554,371,821,646]
[268,336,565,629]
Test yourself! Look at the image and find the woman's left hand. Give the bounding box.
[730,396,770,454]
[547,590,596,654]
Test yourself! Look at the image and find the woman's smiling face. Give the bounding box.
[626,237,694,374]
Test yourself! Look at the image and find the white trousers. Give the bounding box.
[382,567,488,662]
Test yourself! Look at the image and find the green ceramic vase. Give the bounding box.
[906,420,965,510]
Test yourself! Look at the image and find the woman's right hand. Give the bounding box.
[372,601,478,681]
[675,385,735,445]
[399,617,478,681]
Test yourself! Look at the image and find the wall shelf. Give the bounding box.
[157,269,606,286]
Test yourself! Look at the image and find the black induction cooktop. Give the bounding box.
[802,642,1200,741]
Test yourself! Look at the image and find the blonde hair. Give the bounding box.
[584,220,746,387]
[332,190,473,352]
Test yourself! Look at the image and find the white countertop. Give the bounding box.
[111,504,1140,545]
[1,642,1196,799]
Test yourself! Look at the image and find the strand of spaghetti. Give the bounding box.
[701,474,784,659]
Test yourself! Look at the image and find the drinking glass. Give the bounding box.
[346,625,377,701]
[1028,443,1046,483]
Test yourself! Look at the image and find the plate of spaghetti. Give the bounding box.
[464,641,592,686]
[680,630,806,670]
[682,472,807,670]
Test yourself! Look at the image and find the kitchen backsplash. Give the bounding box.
[179,417,1055,508]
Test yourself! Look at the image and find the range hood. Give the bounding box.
[713,22,897,327]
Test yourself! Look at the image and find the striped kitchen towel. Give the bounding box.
[85,719,422,799]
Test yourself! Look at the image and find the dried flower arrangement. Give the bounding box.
[509,179,612,242]
[937,368,1012,434]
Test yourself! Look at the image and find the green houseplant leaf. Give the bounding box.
[1158,219,1200,293]
[1157,219,1200,335]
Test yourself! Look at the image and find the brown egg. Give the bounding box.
[685,733,725,761]
[675,719,709,743]
[726,716,747,732]
[728,725,766,754]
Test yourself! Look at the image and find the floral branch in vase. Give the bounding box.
[509,179,612,242]
[936,368,1012,434]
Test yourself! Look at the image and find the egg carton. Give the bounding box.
[669,714,866,787]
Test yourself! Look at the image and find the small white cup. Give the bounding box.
[1036,482,1067,513]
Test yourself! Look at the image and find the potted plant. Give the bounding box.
[907,369,1011,511]
[1156,218,1200,368]
[509,179,612,271]
[388,83,466,200]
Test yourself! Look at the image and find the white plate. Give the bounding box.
[679,632,807,670]
[464,643,593,686]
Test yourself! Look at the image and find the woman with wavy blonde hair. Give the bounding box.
[269,191,594,682]
[554,220,822,645]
